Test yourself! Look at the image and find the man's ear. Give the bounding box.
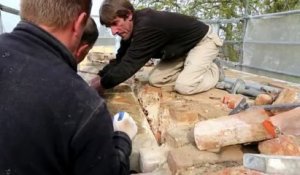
[127,11,133,21]
[73,12,88,38]
[75,43,90,64]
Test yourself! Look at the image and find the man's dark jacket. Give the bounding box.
[0,21,131,175]
[99,8,209,89]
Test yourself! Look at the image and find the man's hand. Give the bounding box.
[90,75,104,95]
[113,112,138,140]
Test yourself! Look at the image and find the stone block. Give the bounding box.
[194,109,271,151]
[258,135,300,156]
[165,126,194,148]
[168,106,199,124]
[167,145,219,174]
[219,145,243,162]
[167,145,244,175]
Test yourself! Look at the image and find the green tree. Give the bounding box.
[132,0,300,61]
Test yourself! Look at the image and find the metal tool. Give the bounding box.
[229,98,300,115]
[228,97,249,115]
[243,153,300,175]
[216,77,281,97]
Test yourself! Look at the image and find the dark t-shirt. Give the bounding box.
[0,21,131,175]
[100,8,209,89]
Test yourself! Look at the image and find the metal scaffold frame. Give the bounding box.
[1,3,300,82]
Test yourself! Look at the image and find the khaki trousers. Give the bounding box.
[148,27,223,95]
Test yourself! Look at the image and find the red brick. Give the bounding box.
[222,94,244,109]
[254,94,273,105]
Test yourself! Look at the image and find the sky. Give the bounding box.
[0,0,104,32]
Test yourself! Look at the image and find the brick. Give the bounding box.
[222,94,244,109]
[258,135,300,156]
[254,94,273,105]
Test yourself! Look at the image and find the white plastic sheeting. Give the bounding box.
[243,13,300,77]
[0,11,20,33]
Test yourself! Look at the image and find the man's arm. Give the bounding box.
[99,27,168,89]
[98,39,131,77]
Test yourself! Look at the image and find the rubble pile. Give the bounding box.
[79,51,300,174]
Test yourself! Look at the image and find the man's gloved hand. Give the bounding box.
[113,112,138,140]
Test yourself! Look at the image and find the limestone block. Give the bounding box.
[169,106,199,124]
[219,145,243,162]
[167,145,243,175]
[167,145,219,174]
[258,135,300,156]
[194,109,271,151]
[165,126,193,148]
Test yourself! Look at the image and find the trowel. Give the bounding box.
[243,153,300,175]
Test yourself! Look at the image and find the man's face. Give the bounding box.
[110,13,133,40]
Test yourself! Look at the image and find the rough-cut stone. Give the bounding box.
[169,105,199,124]
[258,135,300,156]
[167,145,243,175]
[167,145,219,174]
[219,145,243,162]
[194,109,271,151]
[165,126,194,148]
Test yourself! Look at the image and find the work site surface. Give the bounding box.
[78,50,300,175]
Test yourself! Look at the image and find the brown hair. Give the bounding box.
[99,0,134,27]
[20,0,92,28]
[81,18,99,46]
